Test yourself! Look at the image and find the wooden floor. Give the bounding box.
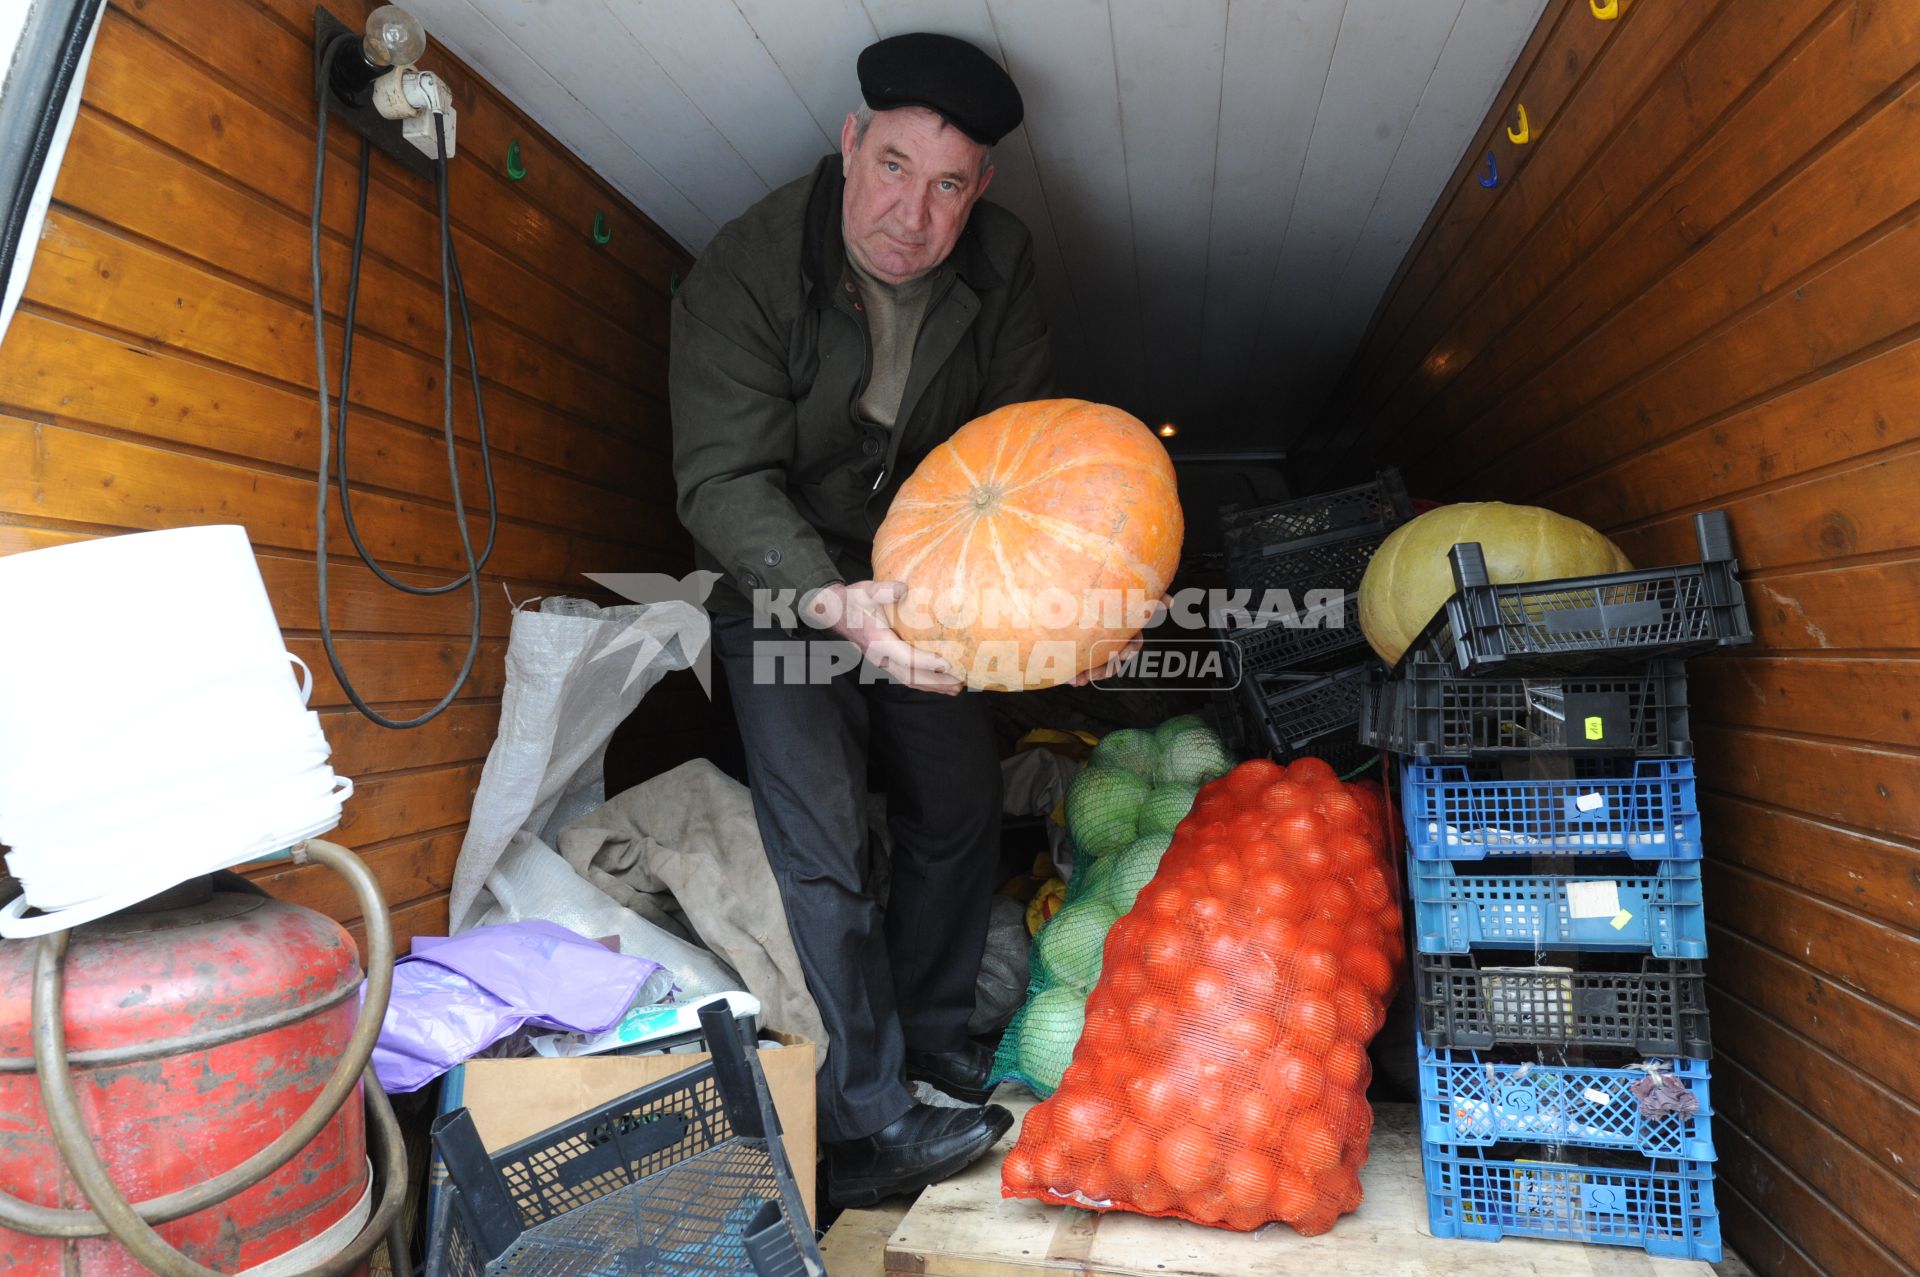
[854,1090,1717,1277]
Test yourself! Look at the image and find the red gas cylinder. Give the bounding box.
[0,880,369,1273]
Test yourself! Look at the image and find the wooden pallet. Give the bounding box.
[821,1201,914,1277]
[883,1093,1717,1276]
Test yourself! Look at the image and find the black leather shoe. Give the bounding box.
[904,1040,996,1104]
[826,1101,1013,1207]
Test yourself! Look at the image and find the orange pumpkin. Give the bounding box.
[871,399,1184,691]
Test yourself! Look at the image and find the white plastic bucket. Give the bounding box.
[0,525,351,935]
[0,671,326,810]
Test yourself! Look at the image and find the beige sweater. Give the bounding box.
[846,250,934,429]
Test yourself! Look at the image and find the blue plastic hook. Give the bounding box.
[1478,149,1499,188]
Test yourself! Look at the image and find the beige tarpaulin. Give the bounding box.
[558,759,830,1064]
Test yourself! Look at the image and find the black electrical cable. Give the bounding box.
[311,34,496,729]
[335,132,499,594]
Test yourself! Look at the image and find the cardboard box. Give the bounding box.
[457,1031,818,1225]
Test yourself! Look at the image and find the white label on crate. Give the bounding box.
[1583,1087,1613,1105]
[1574,791,1606,813]
[1566,880,1622,920]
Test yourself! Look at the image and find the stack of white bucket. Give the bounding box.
[0,525,351,936]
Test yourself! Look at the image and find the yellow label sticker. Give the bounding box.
[1584,715,1605,741]
[1610,909,1634,931]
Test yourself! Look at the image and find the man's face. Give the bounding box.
[840,106,994,285]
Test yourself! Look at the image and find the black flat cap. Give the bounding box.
[858,33,1023,146]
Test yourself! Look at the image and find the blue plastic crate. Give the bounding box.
[1417,1040,1715,1159]
[1402,757,1702,860]
[1410,858,1706,957]
[1423,1143,1721,1262]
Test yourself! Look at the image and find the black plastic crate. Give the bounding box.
[1218,594,1374,672]
[1221,468,1413,564]
[1416,952,1711,1058]
[427,1000,823,1277]
[1223,470,1413,599]
[1360,650,1690,759]
[1199,690,1251,758]
[1233,661,1378,773]
[1428,510,1752,676]
[1227,524,1398,605]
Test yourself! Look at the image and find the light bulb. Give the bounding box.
[364,5,427,68]
[1158,422,1178,438]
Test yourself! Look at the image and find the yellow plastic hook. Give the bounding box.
[1590,0,1619,19]
[1507,103,1533,145]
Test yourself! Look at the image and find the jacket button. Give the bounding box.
[762,548,782,567]
[862,438,882,457]
[741,570,762,589]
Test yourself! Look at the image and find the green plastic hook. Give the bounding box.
[506,139,526,180]
[592,210,611,245]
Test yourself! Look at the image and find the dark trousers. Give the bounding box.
[711,615,1003,1142]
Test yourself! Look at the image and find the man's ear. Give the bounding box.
[974,163,995,202]
[841,112,860,175]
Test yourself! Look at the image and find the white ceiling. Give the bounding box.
[409,0,1546,450]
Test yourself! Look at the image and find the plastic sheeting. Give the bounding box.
[450,597,707,931]
[472,835,739,1002]
[373,920,664,1092]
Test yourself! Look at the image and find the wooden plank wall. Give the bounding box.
[1303,1,1920,1273]
[0,0,701,951]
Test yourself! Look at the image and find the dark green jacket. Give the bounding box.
[670,155,1053,615]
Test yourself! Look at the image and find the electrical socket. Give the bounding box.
[403,107,456,161]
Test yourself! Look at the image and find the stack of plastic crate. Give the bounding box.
[1359,510,1752,1264]
[1212,470,1412,768]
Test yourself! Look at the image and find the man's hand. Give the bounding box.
[802,580,966,695]
[1070,592,1174,687]
[1070,632,1144,687]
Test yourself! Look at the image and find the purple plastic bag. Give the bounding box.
[374,920,666,1092]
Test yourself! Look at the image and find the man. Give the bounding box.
[669,33,1049,1205]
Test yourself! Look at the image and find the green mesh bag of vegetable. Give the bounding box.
[990,715,1234,1094]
